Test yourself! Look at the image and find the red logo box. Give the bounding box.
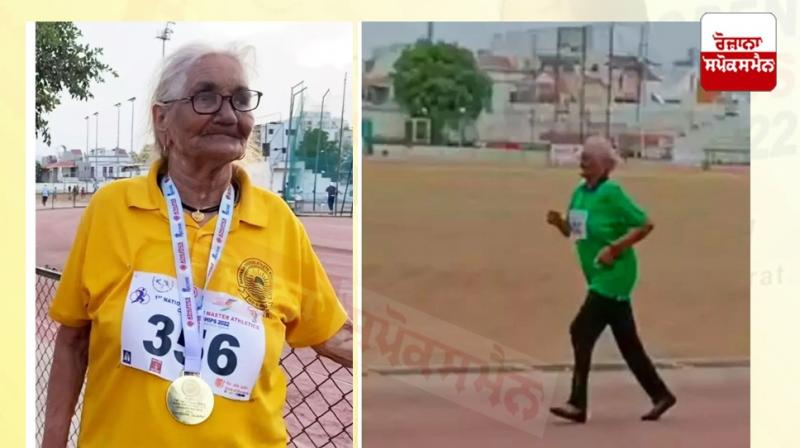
[149,358,162,374]
[701,13,776,91]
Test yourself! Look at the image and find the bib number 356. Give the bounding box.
[121,272,266,401]
[568,209,588,240]
[143,313,239,376]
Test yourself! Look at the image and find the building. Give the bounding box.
[362,32,706,150]
[41,147,145,183]
[362,44,406,107]
[41,148,83,182]
[487,27,597,72]
[42,160,79,183]
[255,111,349,167]
[77,148,142,181]
[489,30,538,69]
[253,113,352,196]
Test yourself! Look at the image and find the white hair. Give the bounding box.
[149,41,256,160]
[583,135,619,171]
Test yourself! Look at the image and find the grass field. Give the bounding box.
[364,154,749,365]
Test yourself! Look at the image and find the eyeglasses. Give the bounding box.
[159,89,263,114]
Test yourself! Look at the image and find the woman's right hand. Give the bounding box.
[42,324,90,448]
[546,210,562,226]
[547,210,571,237]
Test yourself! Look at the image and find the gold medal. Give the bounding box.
[166,374,214,425]
[191,210,205,222]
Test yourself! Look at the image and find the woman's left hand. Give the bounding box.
[596,245,619,266]
[312,319,353,368]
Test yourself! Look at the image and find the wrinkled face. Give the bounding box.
[579,149,607,180]
[154,53,254,165]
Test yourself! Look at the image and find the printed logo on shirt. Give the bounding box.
[170,198,181,221]
[152,276,174,293]
[183,296,195,327]
[181,277,192,293]
[216,218,228,244]
[129,287,150,305]
[121,274,265,401]
[237,258,273,314]
[176,242,188,271]
[568,209,589,240]
[149,358,163,374]
[207,296,263,324]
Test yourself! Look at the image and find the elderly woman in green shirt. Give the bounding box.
[546,136,676,423]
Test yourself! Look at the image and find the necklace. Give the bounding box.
[181,203,220,222]
[157,174,241,223]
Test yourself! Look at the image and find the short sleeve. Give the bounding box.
[49,202,95,327]
[285,222,348,348]
[611,183,648,227]
[567,185,580,211]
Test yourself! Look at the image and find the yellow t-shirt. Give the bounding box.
[49,162,348,447]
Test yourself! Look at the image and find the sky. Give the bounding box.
[362,22,698,66]
[36,22,353,159]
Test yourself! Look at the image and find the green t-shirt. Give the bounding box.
[567,178,648,301]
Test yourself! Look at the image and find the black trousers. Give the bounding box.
[327,196,335,211]
[568,290,671,410]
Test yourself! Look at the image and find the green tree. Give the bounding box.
[336,143,353,184]
[297,128,339,177]
[392,41,492,144]
[36,161,44,182]
[36,22,117,145]
[133,144,155,164]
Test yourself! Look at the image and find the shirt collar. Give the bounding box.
[126,159,268,229]
[583,175,609,192]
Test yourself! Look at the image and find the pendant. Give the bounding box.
[166,374,215,425]
[191,210,205,222]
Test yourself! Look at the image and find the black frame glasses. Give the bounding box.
[159,89,263,114]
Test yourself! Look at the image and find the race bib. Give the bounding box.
[121,272,266,401]
[568,209,588,240]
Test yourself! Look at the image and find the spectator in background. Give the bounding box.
[41,186,49,207]
[326,182,338,214]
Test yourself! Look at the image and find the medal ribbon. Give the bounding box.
[162,176,235,374]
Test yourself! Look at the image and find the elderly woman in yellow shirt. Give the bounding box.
[42,43,352,448]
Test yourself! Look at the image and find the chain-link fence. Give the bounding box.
[35,267,353,447]
[36,180,355,217]
[289,197,354,217]
[36,191,92,210]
